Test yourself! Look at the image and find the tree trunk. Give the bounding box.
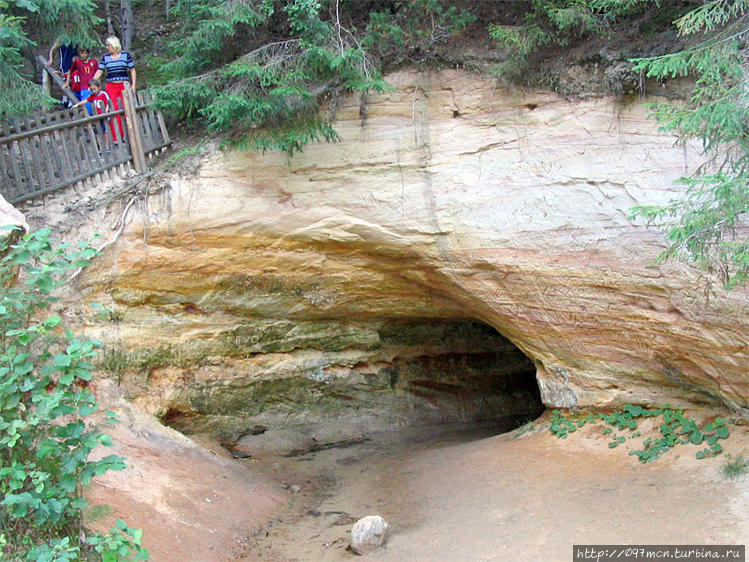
[120,0,135,51]
[104,0,115,36]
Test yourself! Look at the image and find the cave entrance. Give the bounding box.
[160,318,545,451]
[371,318,545,439]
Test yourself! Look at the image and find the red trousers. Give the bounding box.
[105,81,127,142]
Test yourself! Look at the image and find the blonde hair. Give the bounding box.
[105,36,122,52]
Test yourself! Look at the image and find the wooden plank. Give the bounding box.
[0,122,19,202]
[37,55,78,107]
[8,154,132,204]
[155,106,171,148]
[28,113,58,190]
[65,128,79,186]
[84,121,105,184]
[38,133,58,191]
[4,122,26,201]
[123,85,147,173]
[0,107,126,146]
[45,113,69,185]
[13,120,40,196]
[67,119,84,179]
[140,108,156,155]
[24,135,47,194]
[148,107,163,150]
[140,92,160,152]
[72,117,87,185]
[136,106,151,151]
[144,91,165,148]
[57,116,77,183]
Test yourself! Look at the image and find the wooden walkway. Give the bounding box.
[0,87,171,204]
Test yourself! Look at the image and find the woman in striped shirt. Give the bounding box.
[93,36,136,142]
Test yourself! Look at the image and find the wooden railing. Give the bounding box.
[0,86,171,204]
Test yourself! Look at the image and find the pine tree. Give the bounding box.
[151,0,472,154]
[151,0,388,154]
[629,1,749,287]
[492,0,749,287]
[0,0,101,119]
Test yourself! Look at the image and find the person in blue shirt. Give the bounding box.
[93,36,136,142]
[48,42,79,107]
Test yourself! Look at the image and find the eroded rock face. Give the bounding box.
[79,70,748,432]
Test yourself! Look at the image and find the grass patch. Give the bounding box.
[511,419,537,439]
[721,455,749,481]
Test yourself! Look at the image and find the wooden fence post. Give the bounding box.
[122,83,147,174]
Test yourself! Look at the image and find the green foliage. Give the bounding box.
[486,0,664,86]
[720,454,749,480]
[0,12,51,118]
[488,0,654,57]
[0,227,148,560]
[549,405,732,463]
[628,5,749,287]
[86,520,149,562]
[152,0,382,154]
[492,1,749,286]
[151,0,473,154]
[165,139,209,170]
[0,0,102,119]
[362,0,475,66]
[163,0,274,75]
[549,408,581,438]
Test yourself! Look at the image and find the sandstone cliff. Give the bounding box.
[71,70,747,437]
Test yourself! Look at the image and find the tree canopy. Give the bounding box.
[149,0,473,154]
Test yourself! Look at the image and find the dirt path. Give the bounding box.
[236,415,749,562]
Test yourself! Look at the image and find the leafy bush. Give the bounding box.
[0,227,148,560]
[152,0,388,154]
[549,405,732,463]
[488,0,656,62]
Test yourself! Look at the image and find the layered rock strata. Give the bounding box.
[76,69,748,435]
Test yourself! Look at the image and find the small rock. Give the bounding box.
[289,484,302,494]
[236,429,314,456]
[350,515,390,555]
[231,450,252,459]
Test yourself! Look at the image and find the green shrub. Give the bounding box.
[549,405,732,463]
[0,227,148,560]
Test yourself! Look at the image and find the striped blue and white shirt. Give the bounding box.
[98,52,134,82]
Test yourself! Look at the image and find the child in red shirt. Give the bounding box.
[72,79,116,151]
[65,47,98,114]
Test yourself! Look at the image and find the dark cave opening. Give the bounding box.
[159,318,546,449]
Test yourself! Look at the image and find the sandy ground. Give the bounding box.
[86,407,748,561]
[84,398,285,561]
[235,414,749,562]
